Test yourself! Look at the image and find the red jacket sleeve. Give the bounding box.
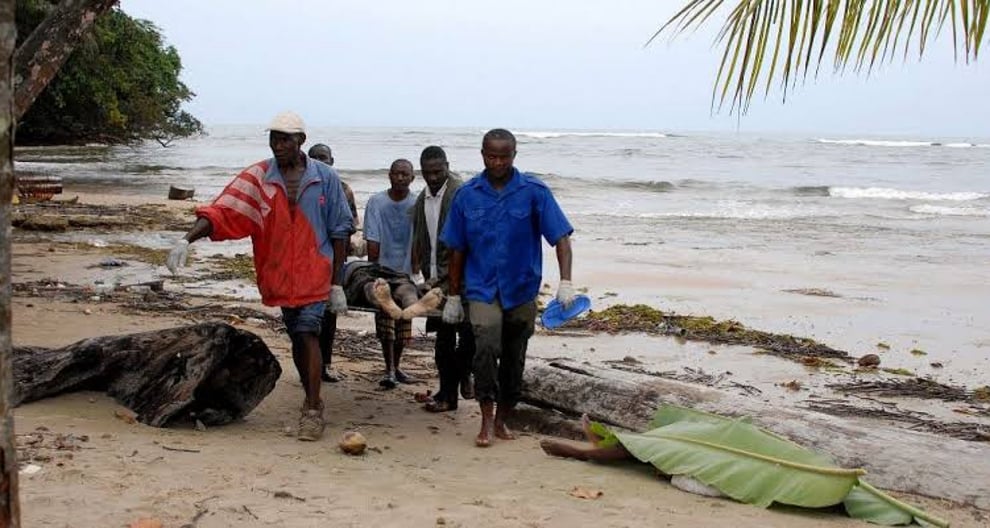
[196,164,268,241]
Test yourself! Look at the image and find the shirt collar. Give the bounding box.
[427,179,449,199]
[478,167,524,196]
[264,153,319,186]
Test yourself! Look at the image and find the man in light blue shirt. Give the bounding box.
[441,129,577,447]
[364,159,417,388]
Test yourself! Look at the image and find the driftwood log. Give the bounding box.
[522,359,990,510]
[12,323,281,427]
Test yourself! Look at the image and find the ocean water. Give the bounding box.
[14,126,990,382]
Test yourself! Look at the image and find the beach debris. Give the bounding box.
[168,185,196,200]
[930,362,944,369]
[621,355,640,364]
[339,431,367,455]
[826,378,989,407]
[780,380,802,391]
[881,367,914,377]
[98,257,127,268]
[19,464,42,476]
[857,354,881,368]
[11,201,189,232]
[568,486,604,500]
[876,342,891,351]
[436,517,447,525]
[272,490,306,502]
[575,304,852,364]
[782,288,842,298]
[13,323,282,428]
[804,398,989,442]
[15,175,63,202]
[910,348,928,356]
[974,386,990,402]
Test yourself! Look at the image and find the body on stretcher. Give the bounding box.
[344,305,442,318]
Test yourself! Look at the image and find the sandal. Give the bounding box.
[424,400,457,413]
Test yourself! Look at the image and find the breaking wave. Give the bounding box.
[909,204,990,217]
[817,138,990,148]
[829,187,987,201]
[518,131,667,139]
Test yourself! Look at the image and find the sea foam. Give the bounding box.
[830,187,987,201]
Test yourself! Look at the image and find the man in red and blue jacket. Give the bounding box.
[167,111,353,441]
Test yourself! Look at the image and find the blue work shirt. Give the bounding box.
[364,190,416,274]
[440,168,573,310]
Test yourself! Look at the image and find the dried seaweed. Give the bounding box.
[827,378,988,406]
[804,399,990,442]
[575,304,851,363]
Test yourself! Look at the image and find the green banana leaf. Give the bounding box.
[591,405,949,527]
[845,481,946,527]
[614,417,863,508]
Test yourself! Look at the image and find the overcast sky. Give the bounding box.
[121,0,989,138]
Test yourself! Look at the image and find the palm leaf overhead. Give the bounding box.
[654,0,989,113]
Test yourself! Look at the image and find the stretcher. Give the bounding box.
[345,305,442,318]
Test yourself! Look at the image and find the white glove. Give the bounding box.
[442,295,464,324]
[166,239,190,274]
[556,280,576,309]
[329,285,348,314]
[411,271,425,286]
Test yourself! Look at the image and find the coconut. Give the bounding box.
[858,354,881,368]
[339,431,367,455]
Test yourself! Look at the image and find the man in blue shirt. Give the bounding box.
[440,129,577,447]
[364,158,417,388]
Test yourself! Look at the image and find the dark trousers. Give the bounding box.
[433,318,475,406]
[319,309,337,369]
[468,300,536,406]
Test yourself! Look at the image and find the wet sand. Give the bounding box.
[8,188,989,527]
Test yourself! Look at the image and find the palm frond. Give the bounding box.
[654,0,990,113]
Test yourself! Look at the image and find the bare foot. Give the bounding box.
[372,279,403,319]
[540,439,585,459]
[494,422,516,440]
[401,288,444,319]
[581,413,602,445]
[476,423,494,447]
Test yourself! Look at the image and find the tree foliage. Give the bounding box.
[15,0,203,145]
[657,0,989,113]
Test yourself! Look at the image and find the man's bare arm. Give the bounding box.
[555,236,572,282]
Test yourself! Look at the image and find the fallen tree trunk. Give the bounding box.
[521,359,990,510]
[12,322,281,427]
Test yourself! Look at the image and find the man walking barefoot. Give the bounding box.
[440,129,576,446]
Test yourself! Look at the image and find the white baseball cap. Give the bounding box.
[267,111,306,134]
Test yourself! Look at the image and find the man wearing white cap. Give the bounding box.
[167,111,353,441]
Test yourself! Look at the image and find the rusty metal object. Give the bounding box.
[14,175,61,203]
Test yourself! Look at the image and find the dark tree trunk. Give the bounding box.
[12,323,282,427]
[13,0,118,121]
[1,0,19,524]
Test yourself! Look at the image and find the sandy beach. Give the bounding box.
[8,189,989,527]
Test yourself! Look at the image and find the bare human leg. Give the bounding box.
[494,403,517,440]
[379,337,397,389]
[539,440,632,462]
[476,400,495,447]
